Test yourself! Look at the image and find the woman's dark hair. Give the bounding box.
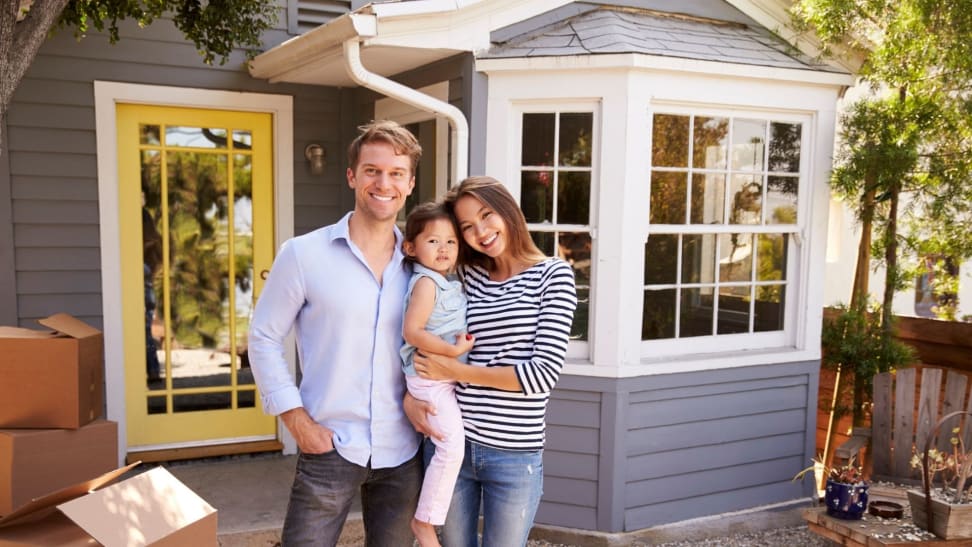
[442,176,546,270]
[402,201,459,265]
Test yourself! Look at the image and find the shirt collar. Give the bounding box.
[330,211,406,257]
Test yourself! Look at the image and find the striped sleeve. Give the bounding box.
[513,259,577,395]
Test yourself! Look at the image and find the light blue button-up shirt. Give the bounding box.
[248,212,419,468]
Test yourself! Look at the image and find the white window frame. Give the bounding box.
[641,104,812,359]
[510,101,600,360]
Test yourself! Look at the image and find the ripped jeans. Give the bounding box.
[425,439,543,547]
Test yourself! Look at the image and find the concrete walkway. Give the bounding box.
[160,452,811,547]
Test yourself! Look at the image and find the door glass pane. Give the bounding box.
[234,154,256,386]
[559,113,593,167]
[174,392,231,413]
[232,130,253,149]
[140,125,161,146]
[141,150,164,384]
[559,172,590,224]
[165,126,229,148]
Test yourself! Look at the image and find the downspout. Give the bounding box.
[343,38,470,183]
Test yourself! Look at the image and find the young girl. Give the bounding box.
[400,202,475,547]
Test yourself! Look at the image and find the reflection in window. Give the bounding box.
[521,111,594,341]
[645,112,802,342]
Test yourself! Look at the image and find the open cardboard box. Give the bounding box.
[0,462,217,546]
[0,314,104,429]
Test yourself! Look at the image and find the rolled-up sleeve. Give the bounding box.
[249,239,306,416]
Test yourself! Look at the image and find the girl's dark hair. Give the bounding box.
[442,176,546,270]
[402,202,458,264]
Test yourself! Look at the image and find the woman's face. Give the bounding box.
[453,195,508,259]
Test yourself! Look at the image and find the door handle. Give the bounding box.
[260,269,269,280]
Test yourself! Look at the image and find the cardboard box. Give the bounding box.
[0,463,218,546]
[0,420,118,517]
[0,314,104,429]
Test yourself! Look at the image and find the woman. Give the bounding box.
[407,176,577,546]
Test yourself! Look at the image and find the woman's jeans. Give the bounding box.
[282,448,423,546]
[425,439,544,547]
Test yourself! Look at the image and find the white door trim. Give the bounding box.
[94,81,295,465]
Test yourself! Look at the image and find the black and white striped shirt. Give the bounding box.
[458,258,577,451]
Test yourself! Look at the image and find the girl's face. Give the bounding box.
[453,195,508,259]
[404,218,460,276]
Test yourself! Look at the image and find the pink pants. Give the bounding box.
[406,375,464,525]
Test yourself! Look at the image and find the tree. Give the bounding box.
[0,0,277,151]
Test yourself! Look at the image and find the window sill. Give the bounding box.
[562,346,820,378]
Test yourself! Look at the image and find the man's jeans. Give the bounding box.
[281,448,423,546]
[426,440,544,547]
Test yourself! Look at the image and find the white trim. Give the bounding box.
[477,54,856,88]
[94,81,295,465]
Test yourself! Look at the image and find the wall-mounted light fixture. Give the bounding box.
[304,144,326,175]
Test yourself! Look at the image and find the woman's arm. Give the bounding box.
[403,277,473,358]
[413,351,522,391]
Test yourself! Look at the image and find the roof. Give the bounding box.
[483,6,844,73]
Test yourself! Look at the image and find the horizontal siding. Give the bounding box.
[535,501,597,531]
[625,480,798,529]
[15,224,100,247]
[17,270,101,294]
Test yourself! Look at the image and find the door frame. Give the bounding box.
[94,81,295,465]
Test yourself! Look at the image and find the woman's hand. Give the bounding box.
[413,351,461,382]
[403,392,444,441]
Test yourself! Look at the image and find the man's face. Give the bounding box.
[347,141,415,223]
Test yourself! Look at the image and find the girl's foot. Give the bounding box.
[411,518,441,547]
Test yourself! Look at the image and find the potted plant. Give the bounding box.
[794,456,869,520]
[908,411,972,539]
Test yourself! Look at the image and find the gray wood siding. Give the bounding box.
[6,16,349,328]
[537,361,818,533]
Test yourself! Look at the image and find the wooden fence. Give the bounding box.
[815,312,972,467]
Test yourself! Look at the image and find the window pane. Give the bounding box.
[530,231,555,256]
[572,288,590,340]
[559,232,591,286]
[652,114,689,168]
[521,171,554,223]
[757,233,787,282]
[690,173,725,224]
[731,119,765,171]
[522,113,555,166]
[559,172,590,224]
[681,287,714,337]
[769,122,801,173]
[766,176,798,224]
[717,286,751,334]
[559,113,593,167]
[682,234,716,284]
[692,116,729,169]
[141,125,161,145]
[166,126,228,148]
[754,284,785,332]
[729,175,762,225]
[645,234,677,285]
[719,233,753,283]
[643,288,676,339]
[650,171,687,224]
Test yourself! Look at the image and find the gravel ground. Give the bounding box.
[526,525,835,546]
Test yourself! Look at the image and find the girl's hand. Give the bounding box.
[413,351,460,382]
[453,333,475,357]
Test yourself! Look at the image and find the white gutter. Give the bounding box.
[343,38,469,183]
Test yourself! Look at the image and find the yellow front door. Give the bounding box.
[117,104,276,452]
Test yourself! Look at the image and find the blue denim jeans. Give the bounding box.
[425,439,544,547]
[282,448,423,547]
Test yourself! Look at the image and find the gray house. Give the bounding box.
[1,0,856,535]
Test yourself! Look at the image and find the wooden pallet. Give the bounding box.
[803,507,972,547]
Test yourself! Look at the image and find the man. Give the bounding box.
[249,120,423,546]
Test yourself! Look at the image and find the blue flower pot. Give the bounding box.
[825,478,869,520]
